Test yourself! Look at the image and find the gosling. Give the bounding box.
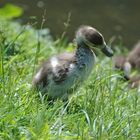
[33,25,113,101]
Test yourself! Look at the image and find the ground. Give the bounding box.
[0,19,140,140]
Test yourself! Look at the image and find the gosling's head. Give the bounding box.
[75,25,113,57]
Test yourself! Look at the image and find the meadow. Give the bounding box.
[0,17,140,140]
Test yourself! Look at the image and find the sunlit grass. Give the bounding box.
[0,19,140,140]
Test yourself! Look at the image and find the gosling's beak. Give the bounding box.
[101,43,113,57]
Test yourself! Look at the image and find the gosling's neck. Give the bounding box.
[75,44,96,69]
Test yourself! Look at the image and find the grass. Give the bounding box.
[0,18,140,140]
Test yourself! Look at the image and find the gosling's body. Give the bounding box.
[128,41,140,69]
[113,41,140,88]
[33,25,113,100]
[113,41,140,71]
[33,46,95,100]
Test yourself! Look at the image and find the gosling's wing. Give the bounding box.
[50,52,76,84]
[33,52,76,87]
[32,60,51,87]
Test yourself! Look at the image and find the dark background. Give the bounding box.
[1,0,140,48]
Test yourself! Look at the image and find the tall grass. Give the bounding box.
[0,19,140,140]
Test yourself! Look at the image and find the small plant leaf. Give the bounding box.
[0,3,23,19]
